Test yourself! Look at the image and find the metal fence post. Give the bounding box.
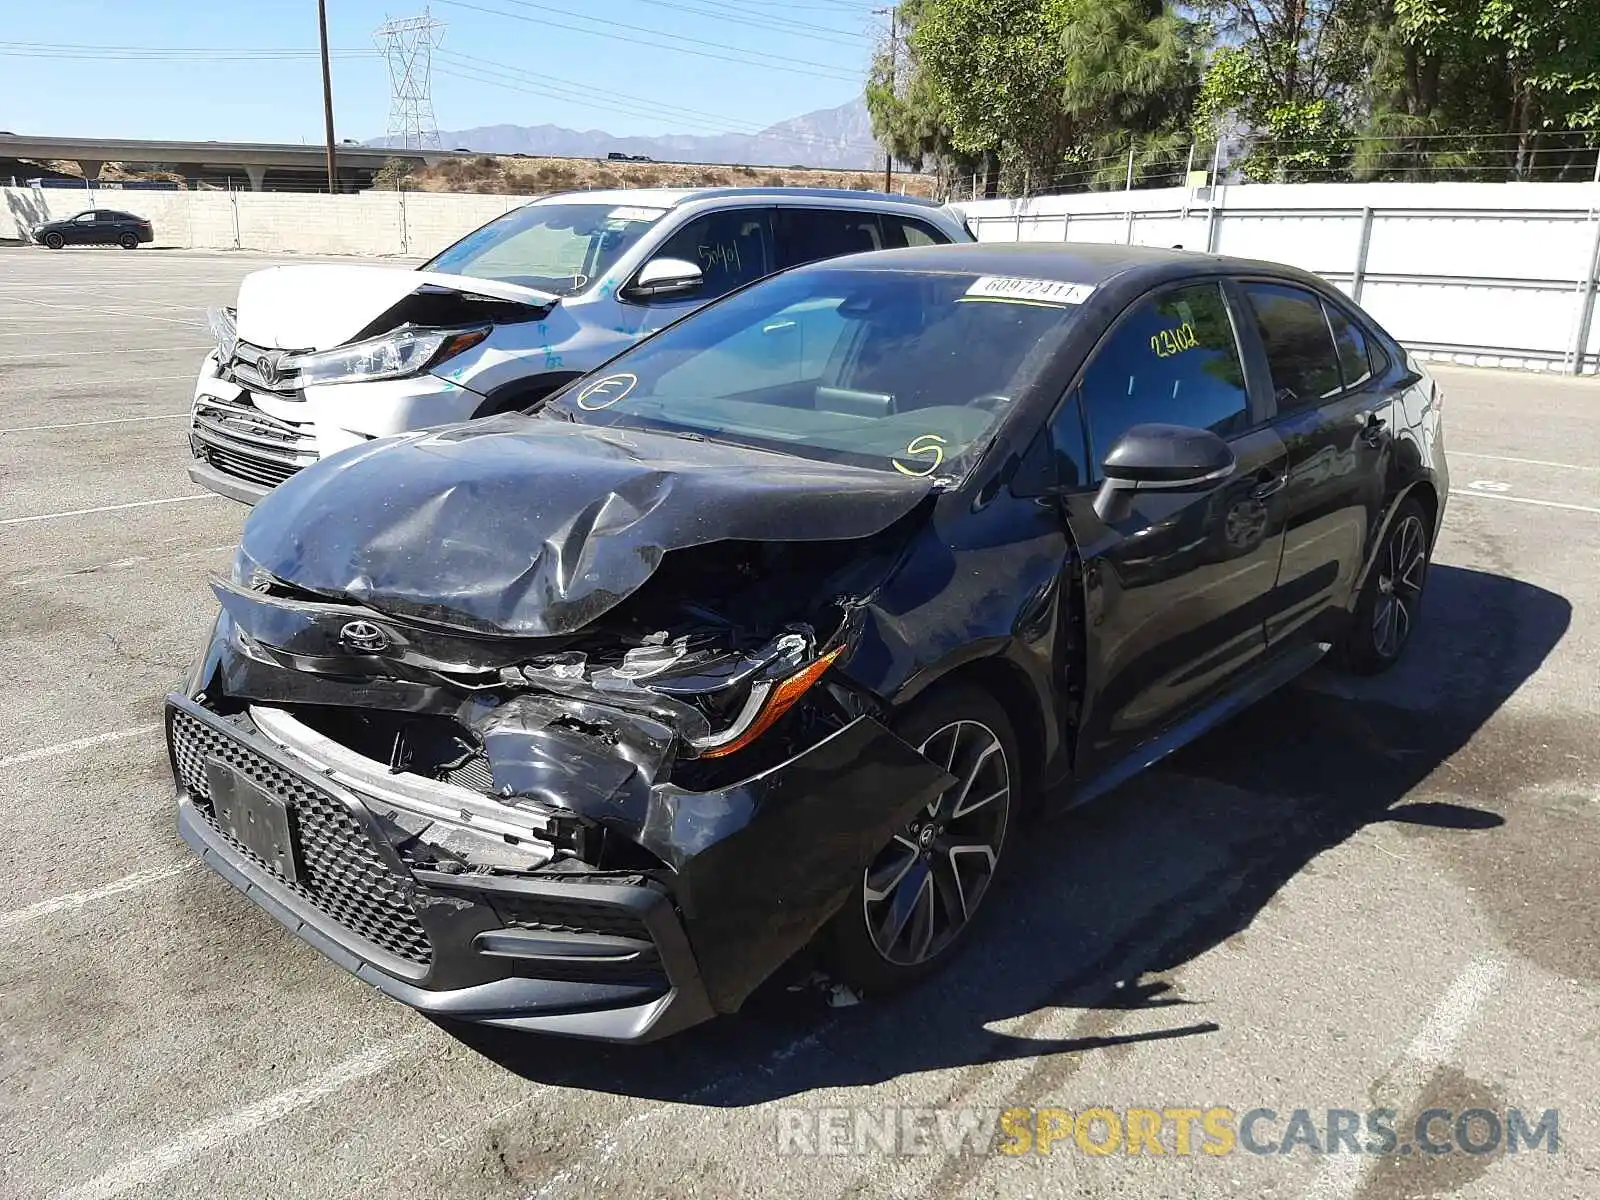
[1352,206,1374,303]
[1570,208,1600,374]
[1123,146,1136,245]
[399,186,409,256]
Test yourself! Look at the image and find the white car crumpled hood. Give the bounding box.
[232,264,560,351]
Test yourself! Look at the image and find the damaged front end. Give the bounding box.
[168,442,956,1040]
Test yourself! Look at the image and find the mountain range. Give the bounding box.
[369,97,881,170]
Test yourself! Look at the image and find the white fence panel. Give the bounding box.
[960,180,1600,373]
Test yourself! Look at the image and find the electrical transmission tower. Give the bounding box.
[375,9,445,150]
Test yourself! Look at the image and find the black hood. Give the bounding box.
[237,415,933,637]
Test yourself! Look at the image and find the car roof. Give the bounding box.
[525,186,947,211]
[797,241,1325,289]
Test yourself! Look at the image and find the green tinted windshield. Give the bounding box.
[542,267,1083,479]
[423,202,667,295]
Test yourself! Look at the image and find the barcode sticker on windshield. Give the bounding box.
[961,276,1095,306]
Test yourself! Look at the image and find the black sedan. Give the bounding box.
[32,209,154,249]
[164,242,1447,1041]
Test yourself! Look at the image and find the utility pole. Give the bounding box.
[875,6,896,193]
[318,0,338,193]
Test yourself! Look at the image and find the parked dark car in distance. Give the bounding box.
[33,209,154,250]
[165,242,1447,1042]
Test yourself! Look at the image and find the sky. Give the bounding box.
[0,0,883,144]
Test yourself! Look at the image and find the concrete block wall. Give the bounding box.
[0,185,542,258]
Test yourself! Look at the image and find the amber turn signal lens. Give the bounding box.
[696,645,845,760]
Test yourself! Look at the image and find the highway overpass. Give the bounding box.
[0,134,464,192]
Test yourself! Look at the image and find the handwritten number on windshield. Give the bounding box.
[893,434,948,477]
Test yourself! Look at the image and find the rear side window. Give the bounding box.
[1079,282,1252,466]
[775,208,885,270]
[881,215,949,248]
[1241,282,1343,410]
[1325,304,1372,391]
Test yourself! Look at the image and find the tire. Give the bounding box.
[118,233,138,249]
[823,684,1021,996]
[43,232,64,250]
[1340,497,1431,675]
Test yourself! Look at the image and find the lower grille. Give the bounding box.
[490,892,653,941]
[192,392,317,490]
[170,709,433,966]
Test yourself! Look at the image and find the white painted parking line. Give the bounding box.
[53,1035,425,1200]
[0,345,209,362]
[0,726,160,770]
[0,413,187,434]
[20,296,204,328]
[1448,489,1600,516]
[1450,450,1599,472]
[0,862,195,935]
[1301,957,1507,1200]
[0,494,216,527]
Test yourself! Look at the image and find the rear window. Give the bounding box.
[544,267,1087,481]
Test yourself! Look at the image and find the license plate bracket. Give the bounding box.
[204,759,302,883]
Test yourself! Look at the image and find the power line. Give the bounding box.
[435,49,887,156]
[430,59,887,161]
[431,0,862,82]
[624,0,870,44]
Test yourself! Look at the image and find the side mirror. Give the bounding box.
[1094,423,1236,521]
[627,257,704,300]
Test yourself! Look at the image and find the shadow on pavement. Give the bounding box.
[445,564,1569,1105]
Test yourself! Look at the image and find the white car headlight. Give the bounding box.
[289,326,490,387]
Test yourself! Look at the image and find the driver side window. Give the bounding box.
[1079,282,1251,472]
[645,209,772,302]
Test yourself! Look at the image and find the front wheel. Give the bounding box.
[1340,497,1431,674]
[118,233,138,249]
[824,685,1020,996]
[43,232,64,250]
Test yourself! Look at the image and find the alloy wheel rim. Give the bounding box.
[862,719,1011,967]
[1372,514,1427,659]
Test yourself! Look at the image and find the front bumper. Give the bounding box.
[166,695,715,1042]
[188,354,489,506]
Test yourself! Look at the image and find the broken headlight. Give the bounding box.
[685,635,845,760]
[206,306,238,362]
[288,325,490,387]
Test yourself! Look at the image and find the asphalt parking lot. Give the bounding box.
[2,244,1598,1200]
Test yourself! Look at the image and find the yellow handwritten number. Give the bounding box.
[1149,322,1199,358]
[893,434,948,477]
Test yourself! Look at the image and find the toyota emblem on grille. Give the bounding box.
[339,620,391,653]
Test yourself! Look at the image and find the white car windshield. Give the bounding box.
[423,202,668,296]
[542,267,1085,480]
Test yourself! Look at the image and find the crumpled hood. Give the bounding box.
[233,264,560,351]
[237,415,933,637]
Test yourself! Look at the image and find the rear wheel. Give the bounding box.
[118,232,138,249]
[43,232,64,250]
[1340,497,1431,674]
[824,685,1019,995]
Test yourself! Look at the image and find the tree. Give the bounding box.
[1193,0,1376,181]
[909,0,1199,193]
[865,0,991,197]
[1357,0,1600,181]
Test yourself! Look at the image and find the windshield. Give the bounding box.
[422,202,667,296]
[541,267,1083,479]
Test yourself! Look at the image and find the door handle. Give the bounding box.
[1251,471,1288,500]
[1359,413,1387,445]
